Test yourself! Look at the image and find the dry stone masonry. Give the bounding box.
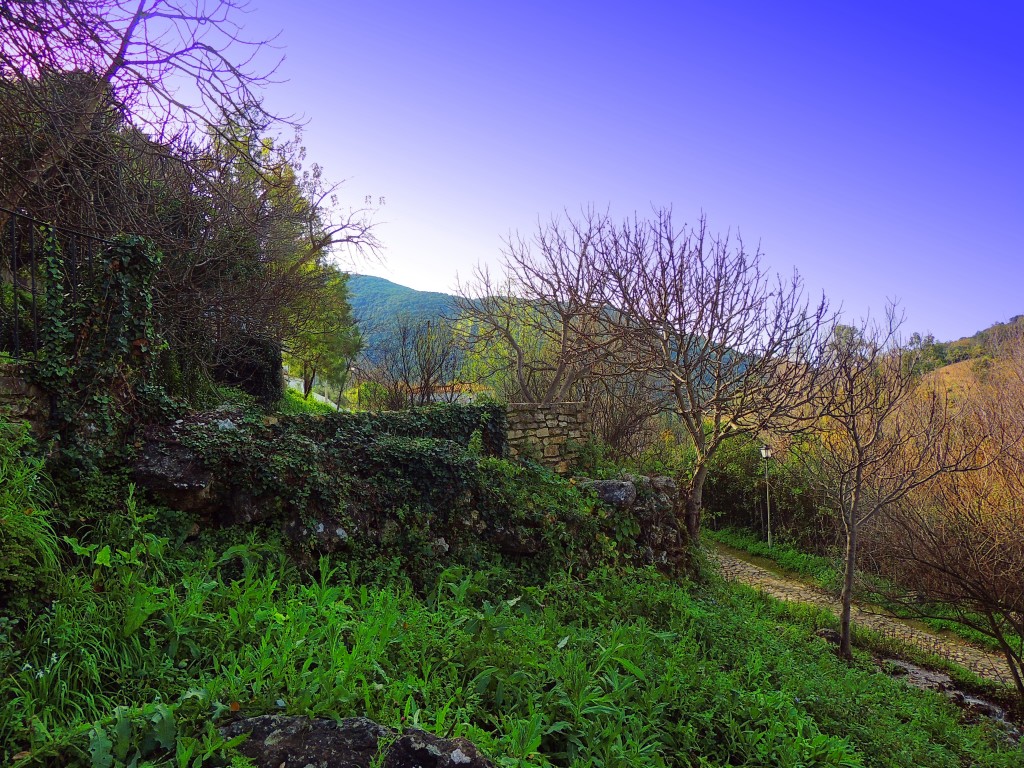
[506,401,587,474]
[0,363,46,431]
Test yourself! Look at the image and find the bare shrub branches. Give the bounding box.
[360,315,466,410]
[872,350,1024,696]
[457,210,617,405]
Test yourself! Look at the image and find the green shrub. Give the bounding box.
[277,387,336,416]
[568,438,624,479]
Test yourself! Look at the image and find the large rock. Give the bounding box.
[579,479,637,510]
[626,475,687,570]
[133,439,215,512]
[220,715,494,768]
[578,474,686,572]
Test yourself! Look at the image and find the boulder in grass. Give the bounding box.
[220,715,494,768]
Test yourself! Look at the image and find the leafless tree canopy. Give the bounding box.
[801,306,990,658]
[1,0,283,199]
[460,208,832,539]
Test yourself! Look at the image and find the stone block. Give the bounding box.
[0,376,29,396]
[0,401,30,418]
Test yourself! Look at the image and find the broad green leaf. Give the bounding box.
[88,726,114,768]
[94,545,112,567]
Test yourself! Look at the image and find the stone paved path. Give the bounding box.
[711,543,1015,686]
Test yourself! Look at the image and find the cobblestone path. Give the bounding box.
[711,543,1015,686]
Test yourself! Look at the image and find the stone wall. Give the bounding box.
[0,363,47,431]
[506,401,587,474]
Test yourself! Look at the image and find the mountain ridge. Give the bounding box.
[347,274,459,353]
[347,273,1022,368]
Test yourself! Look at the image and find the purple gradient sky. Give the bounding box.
[248,1,1022,341]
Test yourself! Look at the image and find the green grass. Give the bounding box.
[706,526,1012,654]
[0,420,59,611]
[277,387,337,416]
[2,509,1021,767]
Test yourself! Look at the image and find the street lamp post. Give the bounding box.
[760,444,773,547]
[349,365,361,411]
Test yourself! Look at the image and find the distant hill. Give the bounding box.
[347,274,459,355]
[347,274,1022,377]
[913,315,1024,373]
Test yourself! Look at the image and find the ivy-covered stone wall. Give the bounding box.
[133,403,689,582]
[506,402,587,474]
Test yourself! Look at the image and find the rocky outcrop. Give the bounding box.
[220,715,494,768]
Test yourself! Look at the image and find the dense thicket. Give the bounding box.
[1,0,373,402]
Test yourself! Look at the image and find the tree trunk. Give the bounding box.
[839,516,857,660]
[987,612,1024,702]
[681,464,709,542]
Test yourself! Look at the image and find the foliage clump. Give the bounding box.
[0,421,58,612]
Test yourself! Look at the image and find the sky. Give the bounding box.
[243,0,1022,341]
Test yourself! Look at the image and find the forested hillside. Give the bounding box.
[910,315,1024,372]
[348,274,458,353]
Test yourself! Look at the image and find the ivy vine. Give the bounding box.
[33,229,173,474]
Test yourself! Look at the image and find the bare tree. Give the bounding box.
[461,209,829,541]
[456,210,618,405]
[871,344,1024,697]
[0,0,284,214]
[802,307,988,659]
[361,315,465,410]
[602,210,832,541]
[577,366,671,459]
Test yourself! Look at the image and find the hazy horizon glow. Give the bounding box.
[245,1,1021,341]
